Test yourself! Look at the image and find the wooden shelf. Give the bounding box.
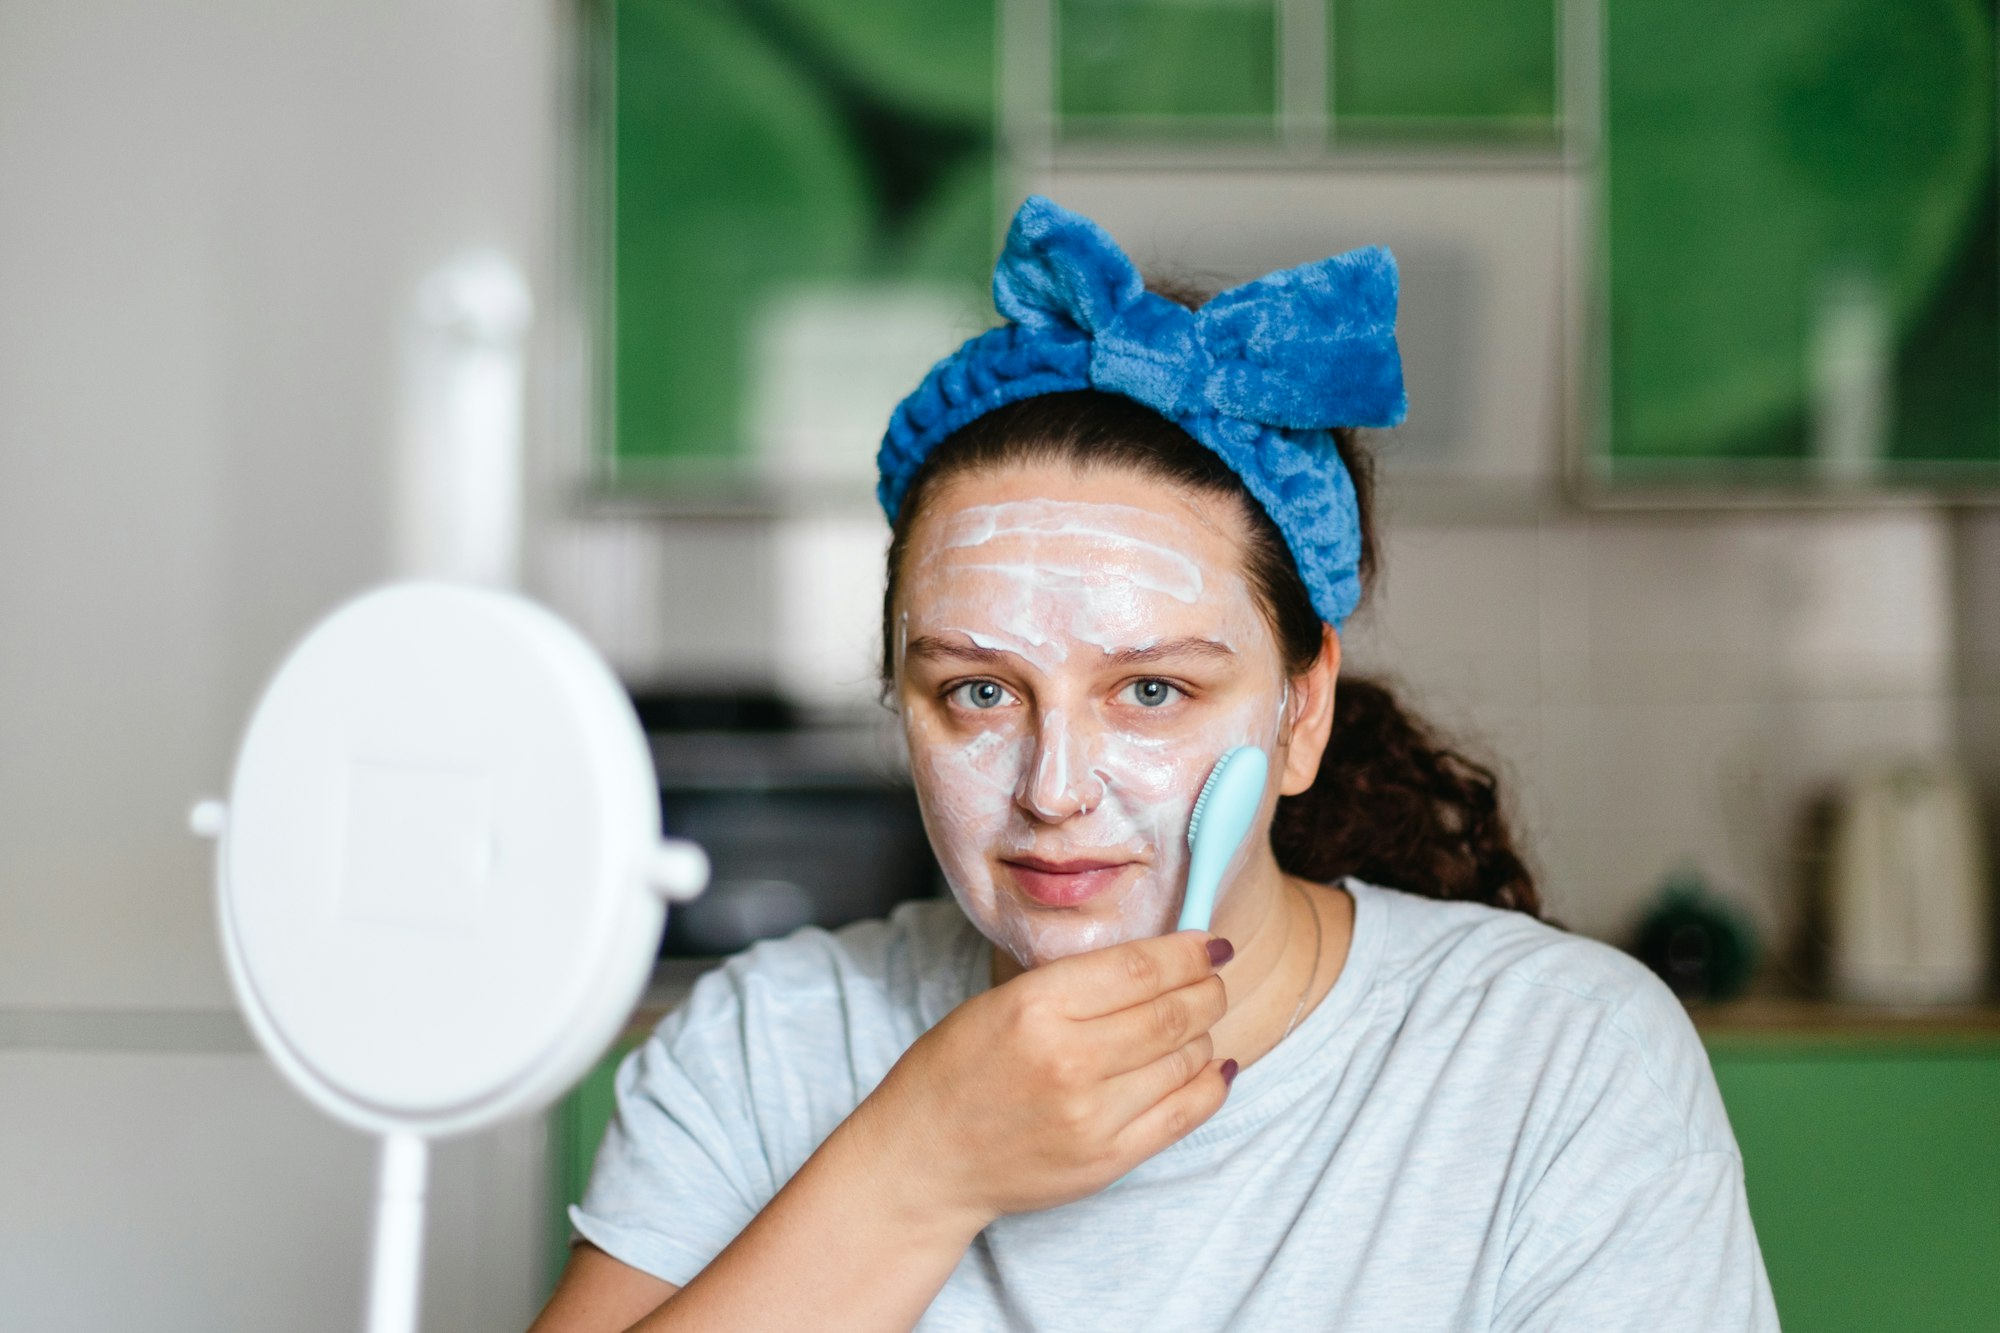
[1691,995,2000,1041]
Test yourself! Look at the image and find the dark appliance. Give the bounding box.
[637,692,941,958]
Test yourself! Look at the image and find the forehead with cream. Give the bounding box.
[893,469,1288,967]
[903,488,1269,667]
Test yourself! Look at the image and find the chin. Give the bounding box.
[983,901,1172,970]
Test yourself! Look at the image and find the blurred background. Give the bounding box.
[2,0,1996,1328]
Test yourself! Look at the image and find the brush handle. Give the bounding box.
[1176,829,1238,932]
[1175,748,1268,932]
[1176,881,1221,933]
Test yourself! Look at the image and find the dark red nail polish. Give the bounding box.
[1220,1058,1239,1087]
[1206,938,1234,967]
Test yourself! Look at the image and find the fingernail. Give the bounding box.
[1220,1058,1239,1088]
[1206,938,1234,967]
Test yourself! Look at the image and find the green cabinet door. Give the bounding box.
[1706,1037,2000,1332]
[548,1042,632,1293]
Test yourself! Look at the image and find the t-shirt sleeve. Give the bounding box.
[1492,963,1780,1332]
[567,967,779,1287]
[1494,1148,1778,1331]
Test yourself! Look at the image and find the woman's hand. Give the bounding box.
[842,930,1236,1232]
[537,931,1233,1333]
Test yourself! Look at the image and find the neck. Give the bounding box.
[1202,849,1352,1067]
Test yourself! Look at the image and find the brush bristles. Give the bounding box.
[1187,765,1222,849]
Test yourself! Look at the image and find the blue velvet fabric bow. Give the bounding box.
[878,195,1406,627]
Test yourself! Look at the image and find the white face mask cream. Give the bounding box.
[893,475,1291,968]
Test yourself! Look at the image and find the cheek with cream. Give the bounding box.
[896,496,1290,968]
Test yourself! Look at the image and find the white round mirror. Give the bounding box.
[192,582,707,1332]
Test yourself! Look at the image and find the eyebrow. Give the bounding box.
[901,634,1236,668]
[1105,637,1237,667]
[903,635,1013,666]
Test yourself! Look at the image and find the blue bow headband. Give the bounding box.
[877,195,1406,627]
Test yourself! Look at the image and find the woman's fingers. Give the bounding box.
[865,930,1236,1225]
[1098,1032,1216,1126]
[1036,930,1229,1019]
[1113,1057,1234,1162]
[1085,973,1229,1076]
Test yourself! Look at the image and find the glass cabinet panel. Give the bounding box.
[1600,0,1999,489]
[1333,0,1559,144]
[1056,0,1279,138]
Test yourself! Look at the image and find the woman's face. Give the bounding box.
[892,463,1293,968]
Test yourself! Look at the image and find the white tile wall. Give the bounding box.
[538,516,782,687]
[1343,506,1964,946]
[597,501,1980,953]
[1953,511,2000,928]
[770,514,895,711]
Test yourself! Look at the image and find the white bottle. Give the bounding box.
[1826,761,1991,1006]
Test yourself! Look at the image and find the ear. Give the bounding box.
[1276,625,1340,797]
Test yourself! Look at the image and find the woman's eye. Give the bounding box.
[1123,678,1182,708]
[948,680,1016,710]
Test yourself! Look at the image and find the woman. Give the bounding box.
[532,198,1777,1331]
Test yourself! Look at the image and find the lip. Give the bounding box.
[1001,855,1135,907]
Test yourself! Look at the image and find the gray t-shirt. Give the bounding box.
[574,881,1779,1330]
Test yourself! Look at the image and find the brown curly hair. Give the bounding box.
[879,383,1543,920]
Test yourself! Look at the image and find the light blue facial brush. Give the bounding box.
[1175,746,1269,932]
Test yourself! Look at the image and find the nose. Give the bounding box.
[1016,708,1106,821]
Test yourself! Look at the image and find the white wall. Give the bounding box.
[1,1044,545,1333]
[1342,505,1960,945]
[594,499,1968,947]
[1955,510,2000,920]
[1,2,568,1326]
